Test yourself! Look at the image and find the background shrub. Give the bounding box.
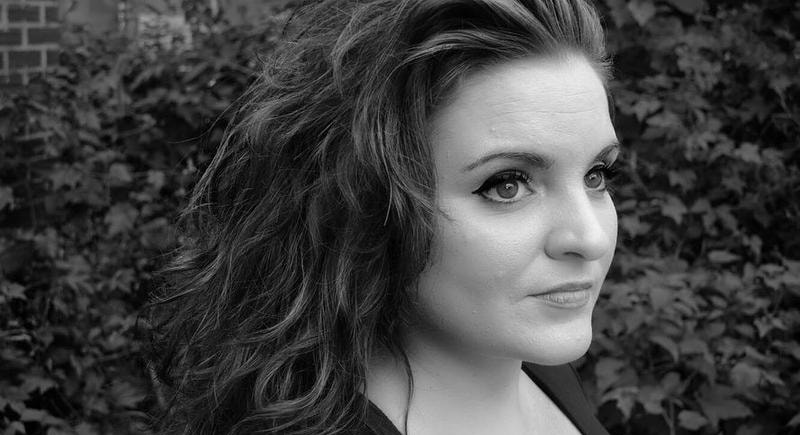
[0,1,797,434]
[586,1,799,434]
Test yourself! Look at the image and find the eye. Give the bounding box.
[585,164,618,191]
[472,170,534,203]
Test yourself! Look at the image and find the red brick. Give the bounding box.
[1,73,25,85]
[45,6,59,23]
[27,27,61,44]
[0,29,23,45]
[9,50,42,69]
[8,4,40,23]
[46,50,60,67]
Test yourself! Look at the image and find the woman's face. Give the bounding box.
[411,54,618,366]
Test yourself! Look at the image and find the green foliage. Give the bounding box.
[0,12,285,434]
[0,1,798,434]
[583,1,800,434]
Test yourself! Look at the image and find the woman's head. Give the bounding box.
[152,1,611,433]
[412,53,618,371]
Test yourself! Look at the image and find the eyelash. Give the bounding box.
[471,170,533,203]
[472,163,619,204]
[589,163,619,191]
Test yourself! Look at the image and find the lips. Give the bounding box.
[530,281,594,308]
[536,281,593,295]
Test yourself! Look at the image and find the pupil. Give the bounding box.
[497,182,518,199]
[586,172,602,188]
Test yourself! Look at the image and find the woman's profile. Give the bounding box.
[151,0,618,434]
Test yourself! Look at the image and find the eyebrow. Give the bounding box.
[462,140,620,172]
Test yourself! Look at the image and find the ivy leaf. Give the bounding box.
[730,362,762,389]
[109,380,146,409]
[708,250,740,264]
[602,386,638,419]
[20,407,67,425]
[0,385,30,408]
[147,169,166,191]
[619,214,651,237]
[661,372,683,395]
[628,0,657,26]
[678,410,708,430]
[650,334,680,362]
[632,99,661,121]
[56,254,92,291]
[769,75,792,98]
[104,331,129,351]
[74,423,100,435]
[49,165,83,190]
[667,169,697,192]
[660,195,687,225]
[76,106,101,130]
[0,185,13,210]
[734,142,762,164]
[666,0,706,14]
[714,206,739,232]
[1,281,27,301]
[603,0,634,27]
[680,337,712,363]
[20,374,57,393]
[690,198,712,214]
[699,388,753,427]
[6,421,25,434]
[104,203,140,236]
[108,163,134,185]
[33,227,59,258]
[648,286,673,311]
[638,385,665,415]
[721,175,746,195]
[595,357,626,392]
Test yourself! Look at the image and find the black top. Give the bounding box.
[353,362,610,435]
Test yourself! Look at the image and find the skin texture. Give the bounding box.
[367,54,618,435]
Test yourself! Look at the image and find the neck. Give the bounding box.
[365,334,532,434]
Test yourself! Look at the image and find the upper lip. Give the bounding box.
[533,281,594,296]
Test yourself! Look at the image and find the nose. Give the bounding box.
[544,190,613,262]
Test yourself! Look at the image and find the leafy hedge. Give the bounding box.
[0,7,286,433]
[587,1,800,434]
[0,1,798,434]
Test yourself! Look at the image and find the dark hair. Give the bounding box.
[150,0,608,433]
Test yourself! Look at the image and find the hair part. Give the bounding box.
[149,1,608,434]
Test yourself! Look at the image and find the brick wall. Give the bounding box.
[0,0,61,90]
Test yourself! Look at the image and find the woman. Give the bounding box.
[151,0,618,434]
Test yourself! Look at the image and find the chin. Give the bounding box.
[516,322,594,366]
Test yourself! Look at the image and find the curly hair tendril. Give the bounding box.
[149,1,607,434]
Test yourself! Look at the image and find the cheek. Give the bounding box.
[411,208,541,347]
[601,198,618,267]
[423,203,547,296]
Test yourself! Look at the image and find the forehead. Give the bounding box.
[428,54,615,163]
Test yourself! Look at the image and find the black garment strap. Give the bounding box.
[521,362,610,435]
[357,362,610,435]
[362,398,404,435]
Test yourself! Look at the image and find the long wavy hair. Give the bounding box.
[149,0,608,433]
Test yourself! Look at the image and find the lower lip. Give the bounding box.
[531,289,593,308]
